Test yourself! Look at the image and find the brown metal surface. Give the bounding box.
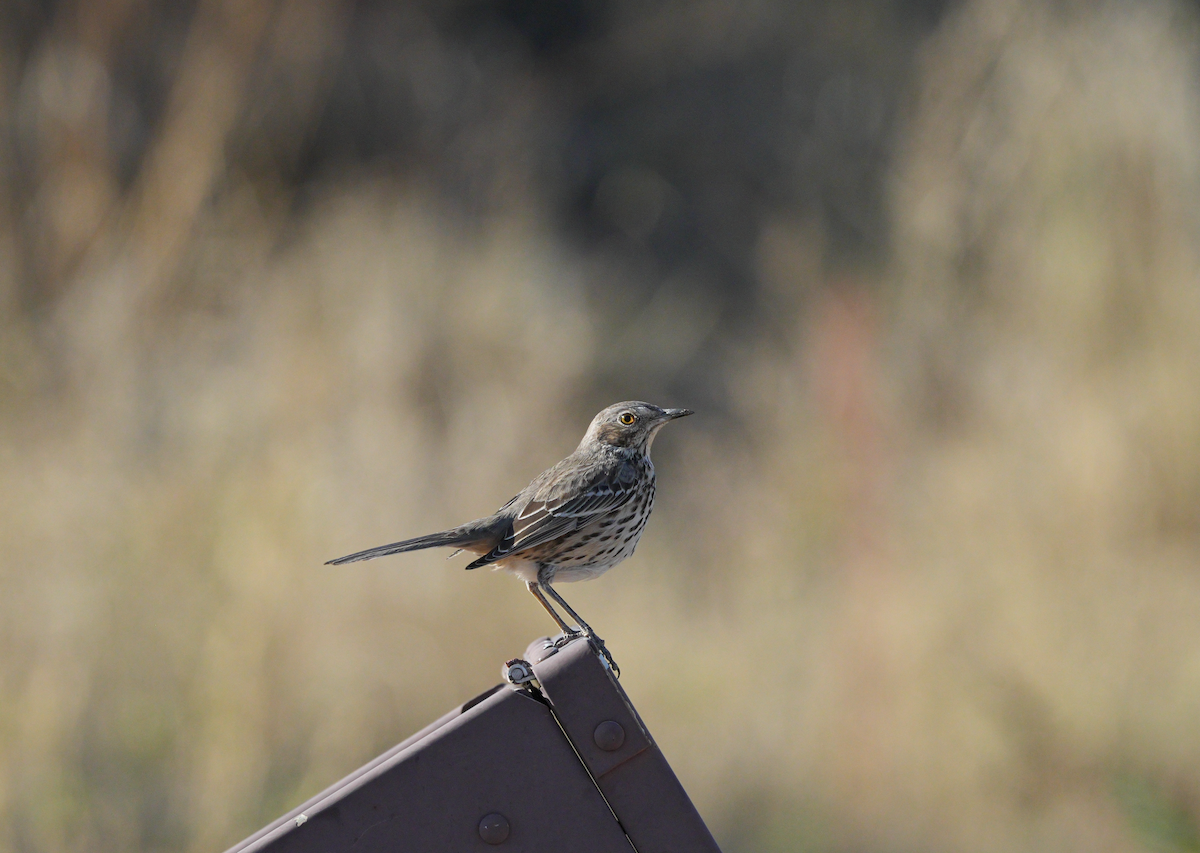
[228,690,498,852]
[222,637,722,853]
[222,682,632,852]
[529,638,723,853]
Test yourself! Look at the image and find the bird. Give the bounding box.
[327,402,693,674]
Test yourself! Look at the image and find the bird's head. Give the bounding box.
[582,401,693,452]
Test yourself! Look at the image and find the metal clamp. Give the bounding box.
[502,658,538,689]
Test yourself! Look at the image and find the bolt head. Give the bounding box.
[593,720,626,752]
[502,659,534,686]
[478,812,510,844]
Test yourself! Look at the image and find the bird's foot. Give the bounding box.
[585,633,620,679]
[551,629,583,648]
[547,629,619,677]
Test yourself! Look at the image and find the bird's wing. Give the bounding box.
[464,457,639,570]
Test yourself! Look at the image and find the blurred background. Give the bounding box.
[2,0,1200,850]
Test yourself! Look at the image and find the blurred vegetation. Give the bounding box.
[1,0,1200,851]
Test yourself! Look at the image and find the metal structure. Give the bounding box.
[223,636,722,852]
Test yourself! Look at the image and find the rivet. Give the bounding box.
[478,812,510,844]
[593,720,626,751]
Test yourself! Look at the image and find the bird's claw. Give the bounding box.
[551,630,583,648]
[548,629,620,677]
[586,634,621,678]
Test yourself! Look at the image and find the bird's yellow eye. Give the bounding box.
[618,411,636,425]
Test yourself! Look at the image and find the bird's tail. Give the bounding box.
[325,521,500,566]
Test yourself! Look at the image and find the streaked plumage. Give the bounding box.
[327,402,692,672]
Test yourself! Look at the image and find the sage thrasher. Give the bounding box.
[327,402,692,673]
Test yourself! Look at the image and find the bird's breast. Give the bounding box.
[490,460,657,585]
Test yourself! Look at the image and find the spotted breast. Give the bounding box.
[520,454,656,583]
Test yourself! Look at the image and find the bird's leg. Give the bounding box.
[540,582,594,635]
[526,581,581,644]
[541,582,620,677]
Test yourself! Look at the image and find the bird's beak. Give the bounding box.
[660,408,694,421]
